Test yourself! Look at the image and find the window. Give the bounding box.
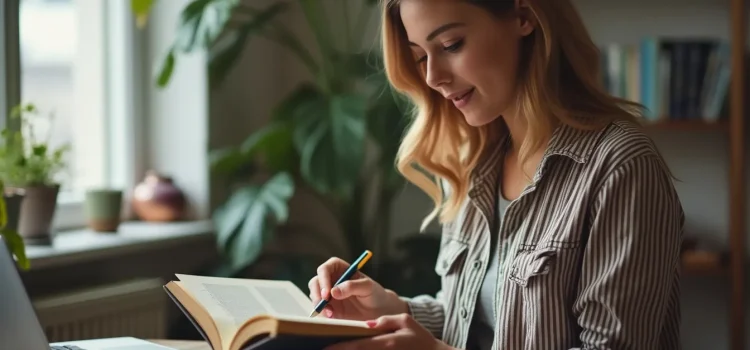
[20,0,107,199]
[9,0,142,230]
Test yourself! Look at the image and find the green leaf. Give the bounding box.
[2,229,29,270]
[209,147,255,177]
[156,49,176,88]
[0,197,6,230]
[131,0,156,13]
[212,172,295,272]
[213,186,254,250]
[240,122,296,173]
[174,0,239,52]
[209,122,296,179]
[293,92,367,195]
[208,2,288,86]
[131,0,157,28]
[271,83,324,123]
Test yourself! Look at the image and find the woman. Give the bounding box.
[310,0,684,349]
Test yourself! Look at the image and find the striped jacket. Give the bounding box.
[403,120,684,350]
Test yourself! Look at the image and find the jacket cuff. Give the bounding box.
[401,295,445,339]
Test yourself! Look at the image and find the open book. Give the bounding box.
[164,274,383,350]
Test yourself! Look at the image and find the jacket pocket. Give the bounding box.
[434,238,469,311]
[435,238,469,276]
[508,247,558,287]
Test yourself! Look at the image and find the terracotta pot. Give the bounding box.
[132,171,186,222]
[17,184,59,245]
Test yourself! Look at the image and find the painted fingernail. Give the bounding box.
[366,321,376,328]
[325,309,333,317]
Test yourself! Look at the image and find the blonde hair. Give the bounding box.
[381,0,643,230]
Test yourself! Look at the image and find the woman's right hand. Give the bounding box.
[309,257,408,321]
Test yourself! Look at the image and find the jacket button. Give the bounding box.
[473,260,482,270]
[442,260,449,269]
[460,307,468,319]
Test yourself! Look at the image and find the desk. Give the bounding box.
[151,339,210,350]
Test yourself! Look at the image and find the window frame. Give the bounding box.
[6,0,145,231]
[1,0,21,130]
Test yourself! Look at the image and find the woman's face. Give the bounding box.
[399,0,534,127]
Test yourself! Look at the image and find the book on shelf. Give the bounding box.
[599,37,734,123]
[164,274,382,350]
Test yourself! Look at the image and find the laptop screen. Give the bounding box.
[0,239,50,350]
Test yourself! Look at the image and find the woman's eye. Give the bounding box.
[444,39,464,52]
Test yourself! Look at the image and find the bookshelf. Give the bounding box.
[593,0,746,348]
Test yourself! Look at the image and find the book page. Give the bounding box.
[175,274,370,331]
[176,274,313,322]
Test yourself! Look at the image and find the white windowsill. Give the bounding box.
[25,219,215,269]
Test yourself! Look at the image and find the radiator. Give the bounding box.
[32,278,168,342]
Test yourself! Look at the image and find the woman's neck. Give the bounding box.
[501,111,526,154]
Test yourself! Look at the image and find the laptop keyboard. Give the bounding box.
[50,346,86,350]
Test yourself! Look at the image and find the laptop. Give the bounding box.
[0,239,176,350]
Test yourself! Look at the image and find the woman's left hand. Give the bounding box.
[324,313,451,350]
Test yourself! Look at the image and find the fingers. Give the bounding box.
[331,278,374,300]
[308,276,321,303]
[367,314,413,332]
[317,257,350,294]
[323,314,415,350]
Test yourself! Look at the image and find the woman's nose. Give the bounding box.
[425,58,451,89]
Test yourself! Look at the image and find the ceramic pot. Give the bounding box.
[17,184,59,245]
[3,191,24,233]
[85,188,123,232]
[132,171,186,222]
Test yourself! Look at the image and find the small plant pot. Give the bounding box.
[84,188,123,232]
[17,184,59,245]
[3,191,24,233]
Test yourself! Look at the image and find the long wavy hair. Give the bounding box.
[382,0,643,229]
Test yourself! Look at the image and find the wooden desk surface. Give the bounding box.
[151,339,211,350]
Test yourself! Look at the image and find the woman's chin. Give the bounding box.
[463,113,500,128]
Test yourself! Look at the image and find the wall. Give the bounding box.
[163,0,747,347]
[143,0,211,220]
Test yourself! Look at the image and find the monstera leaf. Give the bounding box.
[213,172,295,273]
[209,121,296,180]
[273,84,367,197]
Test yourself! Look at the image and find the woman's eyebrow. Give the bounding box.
[409,22,466,46]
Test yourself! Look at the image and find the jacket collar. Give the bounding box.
[544,121,611,164]
[469,121,612,191]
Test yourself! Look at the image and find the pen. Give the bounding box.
[309,250,373,317]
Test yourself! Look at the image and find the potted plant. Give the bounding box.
[0,103,69,245]
[0,178,29,270]
[132,0,442,294]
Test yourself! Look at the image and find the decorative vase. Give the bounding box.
[17,184,59,245]
[84,188,123,232]
[132,171,186,222]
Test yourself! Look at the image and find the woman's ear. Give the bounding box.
[515,0,536,37]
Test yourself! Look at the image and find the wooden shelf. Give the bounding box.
[642,119,728,131]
